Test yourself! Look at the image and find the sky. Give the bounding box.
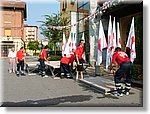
[24,0,60,39]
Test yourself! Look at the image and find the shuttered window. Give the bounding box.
[4,29,11,37]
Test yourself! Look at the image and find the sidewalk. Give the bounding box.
[79,66,143,95]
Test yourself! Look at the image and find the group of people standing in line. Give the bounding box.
[8,38,133,96]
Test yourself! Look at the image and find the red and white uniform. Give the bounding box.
[112,50,131,65]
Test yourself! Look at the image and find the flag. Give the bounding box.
[112,17,116,51]
[97,20,107,65]
[81,32,86,61]
[116,22,121,48]
[72,33,77,50]
[106,15,113,69]
[62,33,66,56]
[126,17,136,63]
[64,32,72,55]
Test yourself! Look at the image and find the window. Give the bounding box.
[62,0,67,11]
[4,28,11,37]
[4,15,11,23]
[71,0,75,5]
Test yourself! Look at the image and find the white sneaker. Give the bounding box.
[114,92,123,97]
[9,70,12,73]
[125,92,129,96]
[43,75,49,78]
[54,77,60,79]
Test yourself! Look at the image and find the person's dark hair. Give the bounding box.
[44,45,49,49]
[20,47,24,50]
[115,47,121,52]
[79,39,84,43]
[77,39,84,46]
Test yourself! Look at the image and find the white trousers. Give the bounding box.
[9,58,16,73]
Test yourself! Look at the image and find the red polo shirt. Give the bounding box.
[112,50,130,65]
[39,49,47,60]
[16,50,24,61]
[61,56,70,64]
[75,46,84,59]
[69,53,75,64]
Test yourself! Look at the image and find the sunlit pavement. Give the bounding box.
[0,58,143,107]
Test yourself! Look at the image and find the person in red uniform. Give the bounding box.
[69,48,76,71]
[60,54,71,78]
[75,40,85,80]
[16,47,26,76]
[39,45,50,77]
[75,39,85,65]
[110,47,132,96]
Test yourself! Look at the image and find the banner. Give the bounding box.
[48,0,114,30]
[97,20,107,65]
[106,15,113,69]
[112,17,116,51]
[116,22,121,48]
[81,32,86,61]
[126,17,136,63]
[62,33,66,56]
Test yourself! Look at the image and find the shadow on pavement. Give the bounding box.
[1,95,92,107]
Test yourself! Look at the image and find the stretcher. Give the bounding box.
[25,61,60,77]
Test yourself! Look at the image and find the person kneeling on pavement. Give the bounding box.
[110,47,133,97]
[60,54,71,79]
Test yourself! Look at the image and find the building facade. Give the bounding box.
[23,25,38,55]
[60,0,143,66]
[23,25,38,41]
[0,0,26,57]
[60,0,78,38]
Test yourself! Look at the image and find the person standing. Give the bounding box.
[110,47,132,96]
[16,47,26,76]
[75,39,85,80]
[39,45,50,77]
[8,47,16,73]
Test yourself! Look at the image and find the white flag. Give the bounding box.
[112,17,116,51]
[126,17,136,63]
[81,32,85,41]
[97,20,107,65]
[117,22,121,48]
[62,33,66,56]
[106,15,113,69]
[69,32,73,53]
[64,32,72,55]
[72,33,77,50]
[81,32,86,61]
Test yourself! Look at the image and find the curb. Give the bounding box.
[78,77,143,95]
[78,79,115,95]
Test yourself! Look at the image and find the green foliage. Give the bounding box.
[132,64,143,80]
[47,55,61,61]
[38,13,69,44]
[27,41,39,54]
[134,15,143,64]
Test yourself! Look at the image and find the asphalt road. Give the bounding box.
[0,58,143,107]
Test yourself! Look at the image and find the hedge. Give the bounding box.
[47,55,62,61]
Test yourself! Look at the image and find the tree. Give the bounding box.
[27,41,39,54]
[38,13,69,45]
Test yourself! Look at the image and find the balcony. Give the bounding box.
[0,36,13,42]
